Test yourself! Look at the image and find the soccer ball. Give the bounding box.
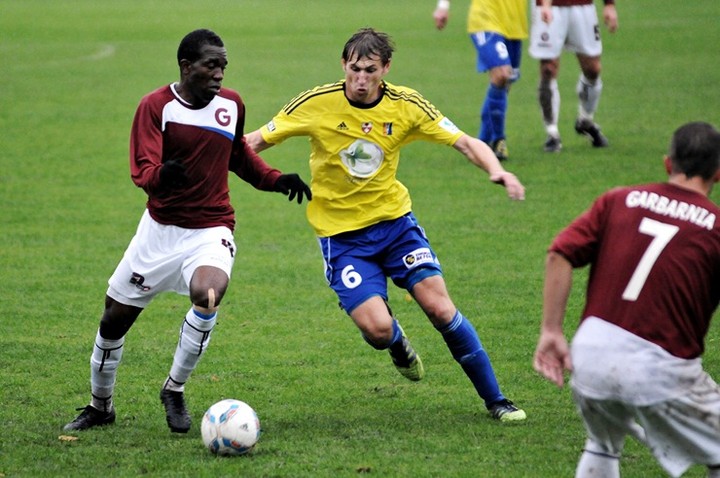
[201,399,261,456]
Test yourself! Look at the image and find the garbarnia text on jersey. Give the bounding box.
[625,190,716,230]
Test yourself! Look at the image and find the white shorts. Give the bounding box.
[107,210,236,307]
[528,4,602,59]
[573,373,720,478]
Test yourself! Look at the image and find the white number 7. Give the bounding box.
[622,217,679,301]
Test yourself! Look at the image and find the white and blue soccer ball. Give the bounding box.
[201,399,261,456]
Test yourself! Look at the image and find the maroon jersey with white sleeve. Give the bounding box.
[129,84,281,230]
[550,183,720,359]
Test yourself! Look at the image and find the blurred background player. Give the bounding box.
[63,29,310,433]
[246,28,527,421]
[433,0,528,161]
[534,121,720,477]
[529,0,618,152]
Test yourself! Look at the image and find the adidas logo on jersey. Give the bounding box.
[336,122,348,130]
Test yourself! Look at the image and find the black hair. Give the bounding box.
[668,122,720,180]
[177,29,224,65]
[342,28,394,65]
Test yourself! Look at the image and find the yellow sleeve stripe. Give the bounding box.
[384,86,441,121]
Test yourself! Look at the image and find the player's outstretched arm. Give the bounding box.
[534,251,574,387]
[452,134,526,200]
[242,130,311,203]
[245,130,273,153]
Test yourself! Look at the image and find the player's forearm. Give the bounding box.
[453,134,502,175]
[453,135,525,199]
[541,251,573,332]
[230,141,282,191]
[130,155,163,193]
[244,130,272,153]
[129,105,166,193]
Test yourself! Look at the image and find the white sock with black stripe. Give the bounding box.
[90,330,124,412]
[165,308,217,392]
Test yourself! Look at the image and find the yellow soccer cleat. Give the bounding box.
[390,324,425,381]
[488,399,527,422]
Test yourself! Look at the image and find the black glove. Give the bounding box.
[159,159,188,189]
[274,173,312,204]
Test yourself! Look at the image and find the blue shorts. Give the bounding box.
[318,213,443,314]
[470,32,522,82]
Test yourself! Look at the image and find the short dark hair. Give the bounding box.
[342,28,394,65]
[668,122,720,180]
[177,29,224,65]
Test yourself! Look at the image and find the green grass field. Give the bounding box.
[1,1,719,476]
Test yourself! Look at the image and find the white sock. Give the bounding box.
[539,78,560,138]
[575,450,620,478]
[165,308,217,391]
[90,330,124,412]
[576,74,602,121]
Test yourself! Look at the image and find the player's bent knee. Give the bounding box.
[363,331,392,350]
[420,300,456,326]
[360,320,395,349]
[191,287,221,314]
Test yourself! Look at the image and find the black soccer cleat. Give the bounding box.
[63,405,116,431]
[160,389,191,433]
[575,119,609,148]
[543,135,563,153]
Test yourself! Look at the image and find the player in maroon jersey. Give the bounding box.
[534,121,720,477]
[64,29,311,433]
[529,0,618,152]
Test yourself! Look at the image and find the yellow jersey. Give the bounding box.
[260,81,465,237]
[467,0,528,39]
